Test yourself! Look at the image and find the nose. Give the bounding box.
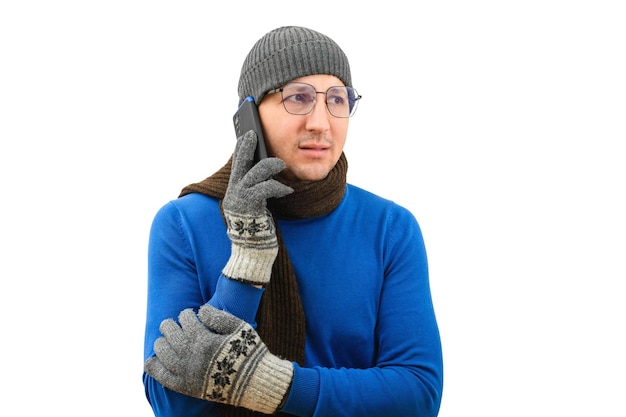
[304,94,331,132]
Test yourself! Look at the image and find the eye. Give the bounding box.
[327,95,345,106]
[327,88,349,106]
[284,92,313,104]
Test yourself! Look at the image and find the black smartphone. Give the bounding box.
[233,96,268,162]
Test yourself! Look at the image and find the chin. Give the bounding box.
[283,168,331,183]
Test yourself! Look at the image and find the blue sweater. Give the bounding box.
[143,184,443,417]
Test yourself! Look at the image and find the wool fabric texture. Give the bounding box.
[179,153,348,417]
[238,26,352,105]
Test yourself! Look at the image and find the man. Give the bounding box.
[143,26,443,417]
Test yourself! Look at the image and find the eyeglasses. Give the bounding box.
[266,82,362,118]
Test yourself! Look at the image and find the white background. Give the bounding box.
[1,1,624,416]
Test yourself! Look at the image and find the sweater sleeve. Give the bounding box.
[143,201,217,416]
[207,275,264,328]
[143,199,264,416]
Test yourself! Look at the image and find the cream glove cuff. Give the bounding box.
[222,243,277,285]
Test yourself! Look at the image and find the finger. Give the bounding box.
[178,308,201,326]
[241,157,286,187]
[198,304,246,334]
[248,179,294,201]
[230,130,257,182]
[145,356,175,383]
[178,308,207,335]
[159,318,186,350]
[153,337,182,373]
[145,356,184,393]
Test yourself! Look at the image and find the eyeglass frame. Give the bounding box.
[265,82,362,118]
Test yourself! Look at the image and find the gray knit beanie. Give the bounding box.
[238,26,352,105]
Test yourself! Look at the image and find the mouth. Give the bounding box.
[300,143,329,150]
[299,143,330,158]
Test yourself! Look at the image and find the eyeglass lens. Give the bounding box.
[280,83,360,117]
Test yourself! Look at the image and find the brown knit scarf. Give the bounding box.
[179,153,348,417]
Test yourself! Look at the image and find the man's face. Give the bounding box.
[258,74,350,183]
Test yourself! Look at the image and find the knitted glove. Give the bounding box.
[144,306,294,414]
[222,130,293,285]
